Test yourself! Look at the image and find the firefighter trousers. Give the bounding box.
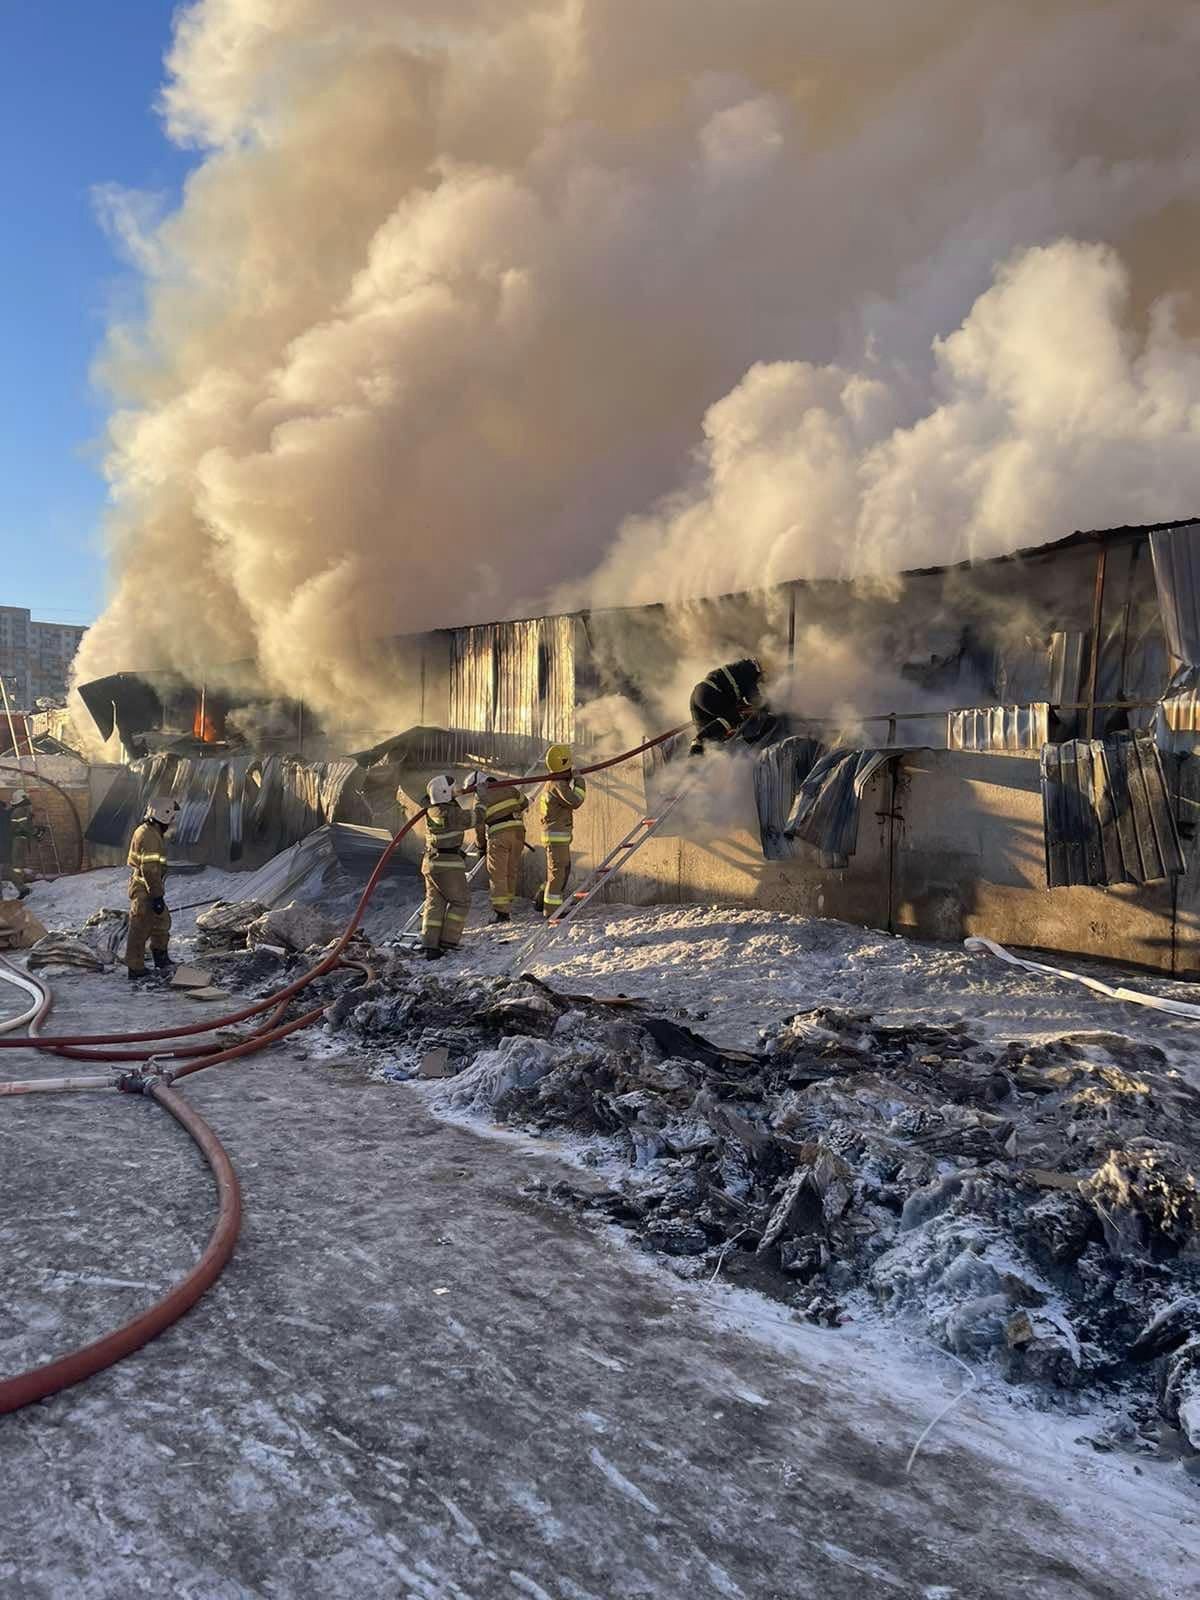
[486,826,524,912]
[126,894,171,974]
[422,860,470,949]
[543,839,572,914]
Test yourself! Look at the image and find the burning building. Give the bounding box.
[75,514,1200,976]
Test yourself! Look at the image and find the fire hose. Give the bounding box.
[0,725,687,1415]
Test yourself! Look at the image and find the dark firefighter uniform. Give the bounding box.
[688,658,765,754]
[126,820,171,975]
[540,753,586,915]
[0,796,40,892]
[422,799,473,950]
[473,779,528,916]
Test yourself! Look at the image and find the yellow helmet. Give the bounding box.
[545,743,572,774]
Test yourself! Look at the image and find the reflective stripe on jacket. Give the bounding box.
[424,801,471,866]
[540,774,586,843]
[473,782,528,848]
[128,820,168,899]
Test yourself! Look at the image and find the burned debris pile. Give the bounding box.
[326,964,1200,1442]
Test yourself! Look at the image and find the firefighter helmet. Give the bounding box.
[545,744,572,774]
[426,774,455,806]
[145,797,181,828]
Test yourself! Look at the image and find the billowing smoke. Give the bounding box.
[75,0,1200,733]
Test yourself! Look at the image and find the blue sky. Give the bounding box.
[0,2,191,625]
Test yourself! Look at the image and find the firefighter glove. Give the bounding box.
[150,896,167,915]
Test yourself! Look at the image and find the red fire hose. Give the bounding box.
[0,724,687,1416]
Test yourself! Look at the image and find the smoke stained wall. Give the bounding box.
[76,1,1200,732]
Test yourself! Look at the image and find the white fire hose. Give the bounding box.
[966,934,1200,1022]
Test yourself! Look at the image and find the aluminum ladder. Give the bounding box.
[509,768,700,971]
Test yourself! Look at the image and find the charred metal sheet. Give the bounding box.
[948,704,1048,753]
[785,748,906,867]
[170,757,226,848]
[76,672,163,747]
[226,754,257,863]
[84,752,180,849]
[1150,523,1200,667]
[83,767,141,848]
[753,736,824,860]
[1041,731,1184,888]
[249,754,283,845]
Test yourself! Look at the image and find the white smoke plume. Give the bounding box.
[76,0,1200,732]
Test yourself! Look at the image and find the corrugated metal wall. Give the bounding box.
[449,615,575,741]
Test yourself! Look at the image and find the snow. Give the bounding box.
[458,902,1200,1087]
[7,875,1200,1593]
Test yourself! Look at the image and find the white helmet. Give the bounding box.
[9,788,28,807]
[146,797,181,828]
[460,769,490,796]
[426,774,455,807]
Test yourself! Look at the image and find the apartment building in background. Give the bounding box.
[0,606,87,709]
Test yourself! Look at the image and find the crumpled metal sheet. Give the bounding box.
[948,704,1049,753]
[784,747,907,867]
[249,754,283,844]
[753,736,825,860]
[169,757,227,848]
[84,766,142,848]
[84,752,180,849]
[1151,524,1200,667]
[235,823,410,908]
[226,754,257,863]
[1041,730,1185,888]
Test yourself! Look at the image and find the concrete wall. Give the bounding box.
[561,746,1195,975]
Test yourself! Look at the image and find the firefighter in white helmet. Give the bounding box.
[464,769,529,923]
[538,745,586,917]
[126,797,180,981]
[420,774,472,959]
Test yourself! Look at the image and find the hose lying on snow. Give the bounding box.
[0,725,685,1416]
[0,724,687,1056]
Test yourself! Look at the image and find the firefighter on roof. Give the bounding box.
[126,797,179,981]
[465,769,528,923]
[420,774,472,959]
[538,745,586,916]
[688,657,766,755]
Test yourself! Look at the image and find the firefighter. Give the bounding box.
[0,789,43,897]
[688,657,766,755]
[126,797,180,981]
[465,769,528,923]
[420,773,472,959]
[538,744,586,917]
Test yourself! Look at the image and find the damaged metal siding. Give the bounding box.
[784,748,905,867]
[948,704,1049,753]
[753,737,824,860]
[449,616,574,742]
[1150,524,1200,666]
[1040,731,1184,888]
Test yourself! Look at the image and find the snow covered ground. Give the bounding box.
[4,873,1199,1596]
[36,868,1200,1069]
[460,901,1200,1088]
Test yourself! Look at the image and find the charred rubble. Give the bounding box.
[306,956,1200,1449]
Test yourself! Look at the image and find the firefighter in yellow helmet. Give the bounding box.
[538,744,586,917]
[126,797,180,981]
[465,769,529,923]
[420,774,472,959]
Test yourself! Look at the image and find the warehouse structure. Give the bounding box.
[77,518,1200,974]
